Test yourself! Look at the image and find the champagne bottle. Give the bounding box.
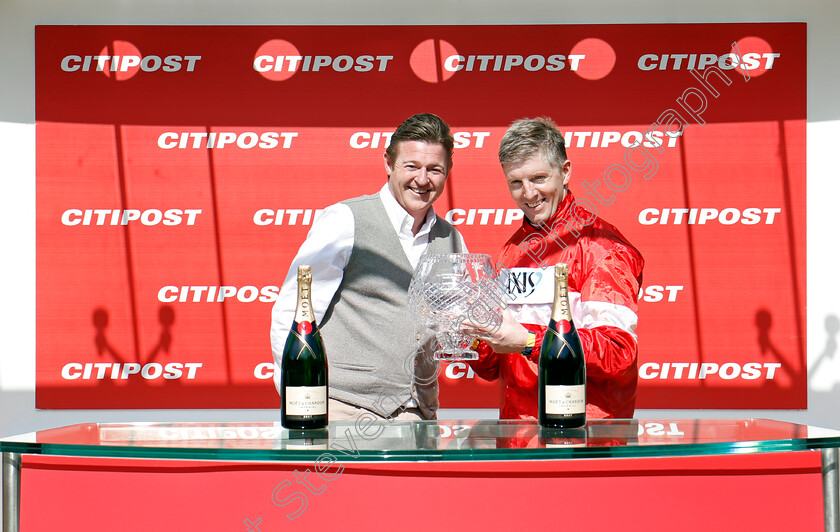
[280,265,328,430]
[538,263,586,428]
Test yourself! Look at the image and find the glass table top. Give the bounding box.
[2,419,839,462]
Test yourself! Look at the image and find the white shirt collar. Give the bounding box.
[378,183,437,238]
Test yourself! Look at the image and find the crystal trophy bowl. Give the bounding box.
[408,253,505,361]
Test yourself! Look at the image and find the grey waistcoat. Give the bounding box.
[319,193,464,418]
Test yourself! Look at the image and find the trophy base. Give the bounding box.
[434,350,479,362]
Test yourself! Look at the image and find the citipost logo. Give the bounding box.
[253,39,394,81]
[637,37,779,77]
[61,40,201,81]
[416,37,616,82]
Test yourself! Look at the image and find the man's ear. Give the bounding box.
[562,159,572,187]
[384,151,394,177]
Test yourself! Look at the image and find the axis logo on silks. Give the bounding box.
[505,268,551,302]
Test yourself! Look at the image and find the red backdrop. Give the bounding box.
[35,23,807,409]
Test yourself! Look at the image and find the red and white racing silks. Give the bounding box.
[470,191,645,419]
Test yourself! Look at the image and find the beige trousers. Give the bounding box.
[328,398,424,421]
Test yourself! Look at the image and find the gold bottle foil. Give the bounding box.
[551,263,572,322]
[295,264,314,324]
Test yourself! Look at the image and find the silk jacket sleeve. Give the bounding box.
[469,339,501,381]
[569,231,643,379]
[520,235,642,373]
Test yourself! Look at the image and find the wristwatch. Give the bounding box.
[521,331,536,357]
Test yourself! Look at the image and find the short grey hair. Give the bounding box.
[498,117,568,169]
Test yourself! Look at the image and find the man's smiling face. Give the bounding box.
[385,140,450,222]
[503,153,572,225]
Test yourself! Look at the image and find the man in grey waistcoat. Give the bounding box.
[270,113,467,420]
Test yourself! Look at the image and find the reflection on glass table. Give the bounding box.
[2,418,839,461]
[2,419,838,532]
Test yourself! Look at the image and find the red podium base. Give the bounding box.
[21,451,823,531]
